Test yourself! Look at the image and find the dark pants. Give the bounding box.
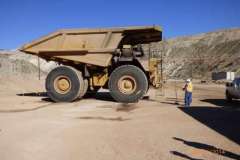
[185,91,192,107]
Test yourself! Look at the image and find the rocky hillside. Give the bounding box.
[151,28,240,79]
[0,50,57,78]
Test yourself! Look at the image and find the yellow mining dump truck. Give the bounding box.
[20,26,162,103]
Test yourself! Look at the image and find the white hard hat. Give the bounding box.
[186,79,191,82]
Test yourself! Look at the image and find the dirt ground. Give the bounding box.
[0,78,239,160]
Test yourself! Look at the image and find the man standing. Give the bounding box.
[183,79,193,107]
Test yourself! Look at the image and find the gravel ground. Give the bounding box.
[0,80,239,160]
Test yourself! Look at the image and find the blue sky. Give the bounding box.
[0,0,239,49]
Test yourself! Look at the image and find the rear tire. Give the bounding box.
[79,79,88,98]
[108,65,148,103]
[46,66,84,102]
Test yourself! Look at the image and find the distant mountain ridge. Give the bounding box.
[154,28,240,79]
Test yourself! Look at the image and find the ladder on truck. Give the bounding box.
[148,43,165,99]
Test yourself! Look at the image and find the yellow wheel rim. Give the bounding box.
[53,76,71,94]
[117,75,137,94]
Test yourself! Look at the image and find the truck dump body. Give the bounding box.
[20,26,162,67]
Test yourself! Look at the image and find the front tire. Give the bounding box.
[108,65,148,103]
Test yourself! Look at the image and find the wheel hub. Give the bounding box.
[54,76,71,94]
[118,75,137,94]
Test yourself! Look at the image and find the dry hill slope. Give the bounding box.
[155,28,240,79]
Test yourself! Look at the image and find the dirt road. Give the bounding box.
[0,80,239,160]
